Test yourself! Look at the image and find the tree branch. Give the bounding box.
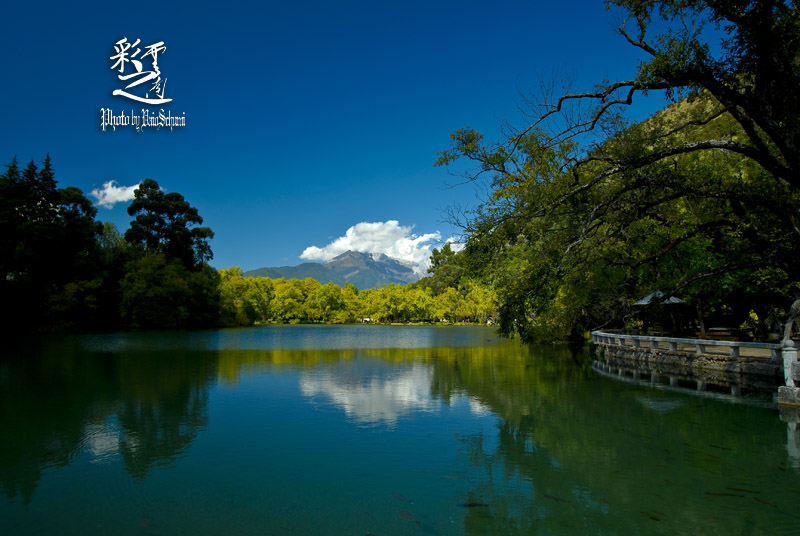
[549,138,796,214]
[509,80,670,155]
[618,16,657,56]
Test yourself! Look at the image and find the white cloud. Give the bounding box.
[300,220,444,275]
[89,180,139,209]
[445,237,465,253]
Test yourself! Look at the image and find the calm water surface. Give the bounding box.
[1,325,798,535]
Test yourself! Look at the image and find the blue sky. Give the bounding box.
[1,0,668,272]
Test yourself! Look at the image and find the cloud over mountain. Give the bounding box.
[300,220,441,275]
[89,180,140,209]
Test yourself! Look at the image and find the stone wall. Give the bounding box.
[594,343,782,393]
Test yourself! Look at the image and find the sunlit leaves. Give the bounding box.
[215,271,497,327]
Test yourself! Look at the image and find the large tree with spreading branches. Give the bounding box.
[437,0,800,342]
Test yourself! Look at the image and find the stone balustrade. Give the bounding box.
[590,330,781,360]
[590,330,800,408]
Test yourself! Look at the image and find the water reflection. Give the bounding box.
[597,351,782,395]
[83,419,122,464]
[2,327,799,535]
[427,344,800,535]
[635,395,687,413]
[116,370,211,479]
[298,355,497,427]
[300,360,436,427]
[0,338,216,503]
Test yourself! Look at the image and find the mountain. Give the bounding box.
[243,251,421,289]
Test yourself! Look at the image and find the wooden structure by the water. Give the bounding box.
[590,330,800,407]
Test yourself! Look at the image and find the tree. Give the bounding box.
[301,278,323,321]
[434,287,466,323]
[465,284,498,325]
[314,283,345,323]
[120,254,219,330]
[125,179,214,269]
[437,0,800,341]
[339,282,362,323]
[121,179,219,330]
[219,267,251,326]
[377,284,414,323]
[270,278,308,322]
[423,242,466,295]
[358,288,382,321]
[85,222,135,330]
[408,286,435,322]
[612,0,800,185]
[243,276,274,324]
[0,155,103,331]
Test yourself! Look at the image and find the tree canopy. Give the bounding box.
[436,0,800,342]
[0,158,222,332]
[121,179,218,329]
[0,155,103,330]
[125,178,214,269]
[217,269,498,327]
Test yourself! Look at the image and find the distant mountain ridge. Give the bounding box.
[243,251,421,289]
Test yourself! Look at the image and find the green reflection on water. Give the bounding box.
[1,326,798,535]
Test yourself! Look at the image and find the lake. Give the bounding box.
[1,325,798,535]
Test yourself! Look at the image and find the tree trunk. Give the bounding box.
[696,300,707,338]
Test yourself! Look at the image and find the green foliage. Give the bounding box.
[314,283,346,322]
[121,254,219,330]
[218,267,275,326]
[0,155,104,331]
[216,271,498,327]
[441,105,799,341]
[125,179,214,269]
[422,242,466,295]
[119,179,219,330]
[435,0,800,342]
[0,156,222,333]
[271,278,309,323]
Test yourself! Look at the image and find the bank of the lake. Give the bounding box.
[2,325,798,535]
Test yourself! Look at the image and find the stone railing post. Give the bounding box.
[784,341,798,388]
[779,341,800,407]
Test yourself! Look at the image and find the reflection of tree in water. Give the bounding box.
[0,339,217,502]
[431,343,796,535]
[427,343,596,535]
[116,350,214,479]
[0,404,86,506]
[0,339,118,505]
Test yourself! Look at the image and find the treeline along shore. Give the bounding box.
[0,157,495,333]
[218,268,497,327]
